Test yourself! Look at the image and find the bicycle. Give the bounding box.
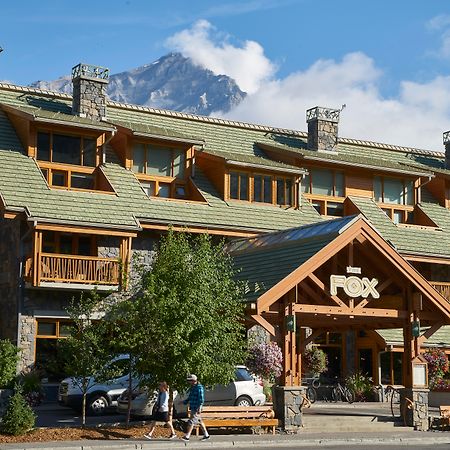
[331,381,355,403]
[303,377,320,404]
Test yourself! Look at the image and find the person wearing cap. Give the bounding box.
[181,374,210,441]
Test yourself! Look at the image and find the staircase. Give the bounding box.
[302,403,413,433]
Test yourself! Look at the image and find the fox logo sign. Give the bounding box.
[330,275,380,299]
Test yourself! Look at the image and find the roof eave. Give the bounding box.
[226,159,307,175]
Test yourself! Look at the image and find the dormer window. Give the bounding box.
[301,168,345,217]
[37,132,97,167]
[228,170,296,207]
[132,143,185,178]
[131,142,189,200]
[35,130,113,193]
[374,176,414,224]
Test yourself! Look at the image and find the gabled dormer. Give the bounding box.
[109,118,206,201]
[196,149,306,208]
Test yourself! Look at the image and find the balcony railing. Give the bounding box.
[26,253,120,286]
[430,282,450,302]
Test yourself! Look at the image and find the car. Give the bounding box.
[116,366,265,417]
[58,355,138,415]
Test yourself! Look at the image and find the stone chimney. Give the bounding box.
[72,63,109,121]
[306,106,340,151]
[444,131,450,168]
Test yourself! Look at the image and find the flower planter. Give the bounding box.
[429,390,450,407]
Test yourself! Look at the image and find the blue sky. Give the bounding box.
[2,0,450,149]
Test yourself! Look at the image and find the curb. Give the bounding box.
[3,434,450,450]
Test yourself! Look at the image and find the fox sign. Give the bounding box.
[330,275,380,299]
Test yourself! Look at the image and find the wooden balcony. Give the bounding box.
[25,253,120,289]
[430,282,450,302]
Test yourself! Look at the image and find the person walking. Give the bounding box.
[181,374,210,441]
[144,381,176,440]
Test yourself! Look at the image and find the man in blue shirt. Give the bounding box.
[181,374,210,441]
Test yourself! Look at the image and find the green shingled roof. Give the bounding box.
[108,118,204,144]
[348,196,450,258]
[230,216,358,302]
[378,326,450,347]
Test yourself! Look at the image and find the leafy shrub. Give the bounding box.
[0,384,35,435]
[423,349,449,388]
[0,340,20,388]
[303,347,328,376]
[345,371,374,401]
[17,370,44,406]
[246,342,283,382]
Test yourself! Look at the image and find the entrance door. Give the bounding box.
[322,347,342,380]
[358,348,373,378]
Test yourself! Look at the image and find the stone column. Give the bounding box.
[400,388,429,430]
[272,385,307,432]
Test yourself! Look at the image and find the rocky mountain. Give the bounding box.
[30,53,246,115]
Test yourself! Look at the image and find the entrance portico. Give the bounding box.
[230,215,450,430]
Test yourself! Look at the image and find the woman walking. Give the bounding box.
[144,381,176,440]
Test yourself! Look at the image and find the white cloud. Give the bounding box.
[166,20,275,94]
[214,52,450,151]
[426,14,450,60]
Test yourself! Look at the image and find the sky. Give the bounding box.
[2,0,450,150]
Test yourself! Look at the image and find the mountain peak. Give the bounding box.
[30,53,246,115]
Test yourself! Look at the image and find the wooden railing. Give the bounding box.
[430,282,450,302]
[37,253,120,285]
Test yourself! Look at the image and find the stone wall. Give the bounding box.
[307,119,339,151]
[0,216,20,342]
[72,76,107,121]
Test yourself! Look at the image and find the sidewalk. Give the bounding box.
[2,431,450,450]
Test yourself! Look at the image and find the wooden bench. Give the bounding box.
[193,405,278,435]
[439,406,450,430]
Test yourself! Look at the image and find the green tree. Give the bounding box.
[60,291,114,426]
[119,231,247,419]
[0,339,20,388]
[0,384,35,435]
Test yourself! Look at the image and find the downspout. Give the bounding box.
[101,128,117,164]
[416,175,433,204]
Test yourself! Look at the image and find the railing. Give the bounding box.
[430,282,450,302]
[37,253,120,285]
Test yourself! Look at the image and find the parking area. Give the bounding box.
[34,401,129,428]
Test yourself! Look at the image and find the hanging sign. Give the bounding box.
[330,275,380,299]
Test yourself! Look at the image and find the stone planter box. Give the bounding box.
[429,391,450,407]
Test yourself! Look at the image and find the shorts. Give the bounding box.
[152,411,169,422]
[187,411,203,426]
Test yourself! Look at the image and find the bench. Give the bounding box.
[193,405,278,435]
[439,406,450,430]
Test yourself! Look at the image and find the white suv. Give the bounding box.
[117,366,265,417]
[58,355,136,415]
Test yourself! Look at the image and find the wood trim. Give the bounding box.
[405,255,450,265]
[140,222,258,238]
[418,322,444,346]
[292,303,408,319]
[307,273,348,308]
[256,217,450,323]
[34,223,137,237]
[250,314,276,336]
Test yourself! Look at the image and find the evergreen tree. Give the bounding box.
[1,384,35,436]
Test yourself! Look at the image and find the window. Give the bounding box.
[37,132,97,167]
[132,143,185,177]
[140,180,173,198]
[42,231,95,256]
[253,175,273,203]
[374,176,415,224]
[374,176,414,205]
[35,318,75,381]
[276,177,293,205]
[229,171,296,206]
[302,169,344,197]
[230,172,249,201]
